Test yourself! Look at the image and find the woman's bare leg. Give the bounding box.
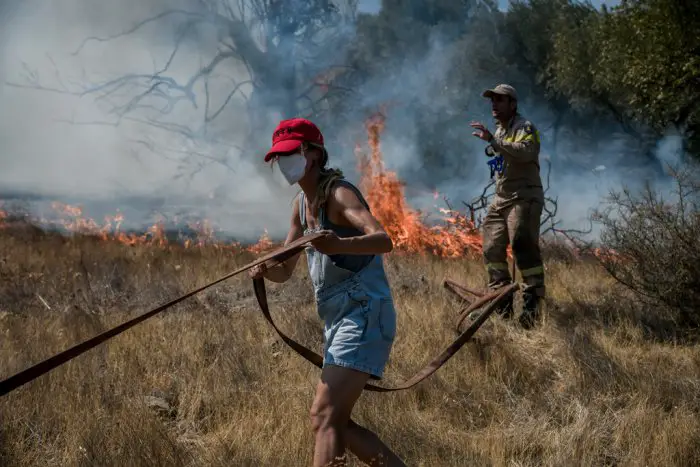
[346,419,406,466]
[310,365,368,466]
[310,366,404,466]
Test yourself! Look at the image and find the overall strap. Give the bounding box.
[318,197,328,226]
[317,178,370,228]
[333,178,371,212]
[298,192,306,229]
[301,178,370,230]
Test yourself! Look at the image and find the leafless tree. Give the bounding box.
[6,0,361,181]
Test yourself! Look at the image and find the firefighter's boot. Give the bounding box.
[518,292,540,329]
[495,294,514,319]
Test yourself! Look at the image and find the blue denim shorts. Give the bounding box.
[316,281,396,380]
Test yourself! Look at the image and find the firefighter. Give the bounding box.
[469,84,545,329]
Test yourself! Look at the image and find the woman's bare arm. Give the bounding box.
[260,196,305,283]
[318,185,393,255]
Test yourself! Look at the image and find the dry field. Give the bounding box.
[1,224,699,467]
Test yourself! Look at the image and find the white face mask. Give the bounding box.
[276,153,307,185]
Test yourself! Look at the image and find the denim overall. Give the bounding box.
[299,179,396,380]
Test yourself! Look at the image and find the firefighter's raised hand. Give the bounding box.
[470,121,493,142]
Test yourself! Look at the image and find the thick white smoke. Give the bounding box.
[0,0,302,241]
[0,0,685,245]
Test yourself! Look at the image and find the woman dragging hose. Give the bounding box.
[249,118,406,467]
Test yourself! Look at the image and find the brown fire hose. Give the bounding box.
[0,232,517,397]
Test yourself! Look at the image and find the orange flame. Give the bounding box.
[246,229,275,254]
[356,111,483,258]
[0,112,620,264]
[0,201,271,252]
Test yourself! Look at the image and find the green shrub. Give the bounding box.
[592,166,700,327]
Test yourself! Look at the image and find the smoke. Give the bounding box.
[319,5,684,242]
[0,0,304,241]
[0,0,688,245]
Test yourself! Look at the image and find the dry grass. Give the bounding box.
[1,224,699,466]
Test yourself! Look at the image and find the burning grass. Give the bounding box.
[357,112,484,259]
[0,111,485,261]
[1,112,697,465]
[0,227,699,466]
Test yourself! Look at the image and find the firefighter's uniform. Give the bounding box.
[482,106,545,321]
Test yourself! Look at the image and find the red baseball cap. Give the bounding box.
[264,118,325,162]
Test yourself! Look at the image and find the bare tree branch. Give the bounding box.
[206,79,253,122]
[5,0,359,186]
[453,159,594,245]
[71,10,210,56]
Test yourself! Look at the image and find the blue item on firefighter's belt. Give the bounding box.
[487,154,504,178]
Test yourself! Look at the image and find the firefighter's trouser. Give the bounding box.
[482,198,545,301]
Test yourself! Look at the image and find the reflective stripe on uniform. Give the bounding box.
[518,130,540,144]
[520,265,544,277]
[499,133,539,148]
[486,262,509,271]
